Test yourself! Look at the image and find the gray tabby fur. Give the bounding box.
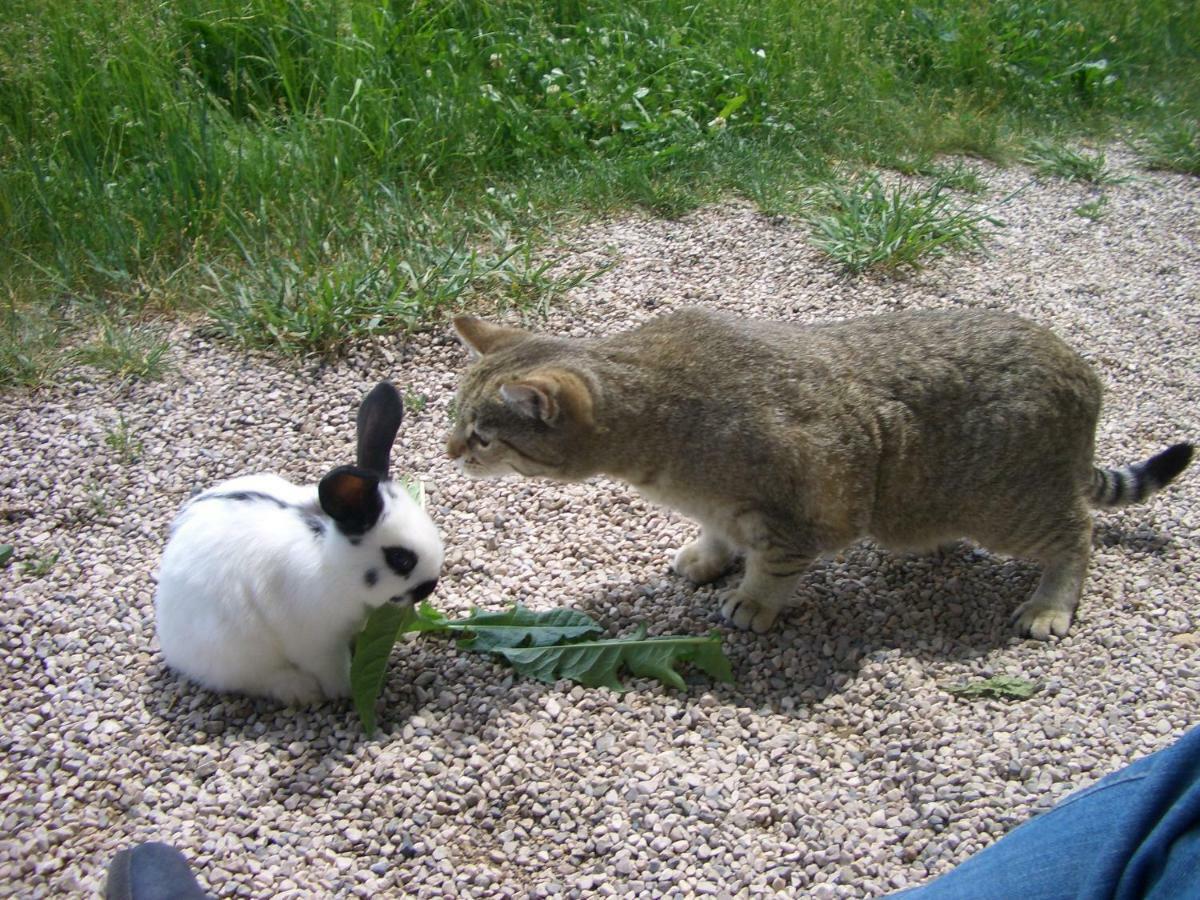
[446,308,1193,639]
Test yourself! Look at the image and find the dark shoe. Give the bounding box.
[105,842,211,900]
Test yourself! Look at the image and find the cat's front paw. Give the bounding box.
[1011,601,1073,640]
[673,538,735,584]
[720,592,780,634]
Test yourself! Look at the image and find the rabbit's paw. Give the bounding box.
[264,669,325,707]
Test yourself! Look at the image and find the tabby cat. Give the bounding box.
[446,308,1192,639]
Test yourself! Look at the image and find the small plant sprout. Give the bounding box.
[1074,195,1109,221]
[403,389,428,414]
[85,481,111,518]
[105,415,145,464]
[21,550,61,578]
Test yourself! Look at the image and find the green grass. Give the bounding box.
[807,174,1002,273]
[2,0,1198,383]
[1137,119,1200,175]
[104,415,145,463]
[1073,195,1110,220]
[0,299,66,389]
[1022,141,1124,184]
[20,551,60,579]
[75,318,172,382]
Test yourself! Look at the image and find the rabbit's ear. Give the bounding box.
[319,466,384,535]
[356,382,405,478]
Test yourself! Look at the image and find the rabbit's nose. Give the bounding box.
[445,434,465,459]
[410,578,439,602]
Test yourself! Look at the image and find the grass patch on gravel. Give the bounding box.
[2,0,1198,382]
[1022,141,1124,184]
[1137,120,1200,175]
[807,175,1002,274]
[75,318,173,382]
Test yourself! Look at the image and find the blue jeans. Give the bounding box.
[893,724,1200,900]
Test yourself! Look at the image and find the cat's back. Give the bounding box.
[616,307,1099,405]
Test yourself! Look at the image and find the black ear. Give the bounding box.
[318,466,384,535]
[356,382,405,478]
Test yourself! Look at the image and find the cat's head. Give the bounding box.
[445,317,597,481]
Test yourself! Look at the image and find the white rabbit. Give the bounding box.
[154,382,444,705]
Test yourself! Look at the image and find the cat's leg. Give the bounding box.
[1010,516,1092,640]
[673,528,737,584]
[721,549,812,633]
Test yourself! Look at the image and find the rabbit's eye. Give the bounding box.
[383,546,418,577]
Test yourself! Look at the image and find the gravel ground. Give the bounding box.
[2,149,1198,898]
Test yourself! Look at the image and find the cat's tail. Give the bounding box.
[1090,442,1194,508]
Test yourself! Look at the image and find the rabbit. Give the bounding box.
[153,381,444,706]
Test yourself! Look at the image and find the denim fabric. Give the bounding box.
[893,724,1200,900]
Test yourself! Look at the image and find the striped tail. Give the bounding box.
[1090,442,1194,508]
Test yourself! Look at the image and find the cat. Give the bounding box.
[445,307,1193,640]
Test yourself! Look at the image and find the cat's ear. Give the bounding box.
[499,369,594,428]
[453,316,531,359]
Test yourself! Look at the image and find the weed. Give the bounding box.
[104,415,144,463]
[931,162,989,195]
[807,174,1002,274]
[20,550,60,578]
[85,481,111,518]
[0,302,66,389]
[1137,120,1200,176]
[404,390,428,415]
[75,318,172,382]
[1073,195,1109,221]
[1023,141,1123,184]
[0,545,12,567]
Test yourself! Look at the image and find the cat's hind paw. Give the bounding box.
[720,593,780,634]
[1011,601,1073,640]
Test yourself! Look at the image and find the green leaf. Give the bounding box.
[943,675,1040,701]
[716,93,747,120]
[447,604,603,651]
[397,475,426,506]
[351,602,450,735]
[0,545,12,567]
[349,596,733,735]
[493,626,733,692]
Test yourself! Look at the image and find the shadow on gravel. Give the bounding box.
[1093,520,1177,554]
[139,643,539,743]
[568,539,1042,714]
